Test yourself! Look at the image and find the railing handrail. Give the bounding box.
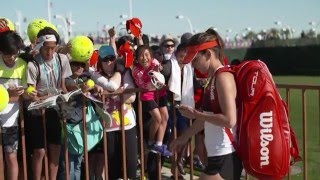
[277,83,320,90]
[3,84,320,180]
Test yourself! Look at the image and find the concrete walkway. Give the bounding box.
[161,166,199,180]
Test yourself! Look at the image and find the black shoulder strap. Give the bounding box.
[56,53,63,87]
[33,60,41,85]
[34,54,63,86]
[57,53,63,73]
[19,52,41,85]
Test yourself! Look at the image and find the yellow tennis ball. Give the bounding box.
[0,85,9,112]
[86,79,95,88]
[27,18,49,43]
[46,22,58,33]
[26,85,35,95]
[1,17,15,31]
[70,36,94,62]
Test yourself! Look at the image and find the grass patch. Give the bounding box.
[275,76,320,179]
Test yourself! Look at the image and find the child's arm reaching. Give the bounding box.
[91,72,121,92]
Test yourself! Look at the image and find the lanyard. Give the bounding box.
[39,54,61,94]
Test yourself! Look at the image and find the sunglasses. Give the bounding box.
[100,55,116,62]
[165,44,175,48]
[70,61,86,68]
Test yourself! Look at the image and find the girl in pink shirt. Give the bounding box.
[132,45,172,156]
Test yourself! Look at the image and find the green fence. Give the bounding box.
[225,45,320,75]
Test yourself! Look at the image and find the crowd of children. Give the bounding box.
[0,16,242,180]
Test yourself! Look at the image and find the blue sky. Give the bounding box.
[1,0,319,39]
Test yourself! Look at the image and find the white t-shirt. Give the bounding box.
[26,53,72,96]
[0,57,27,127]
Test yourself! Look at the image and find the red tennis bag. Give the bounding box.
[225,60,301,179]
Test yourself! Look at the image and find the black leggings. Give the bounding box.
[107,127,138,179]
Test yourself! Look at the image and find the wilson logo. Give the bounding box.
[250,71,259,96]
[260,111,273,166]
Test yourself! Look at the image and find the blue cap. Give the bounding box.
[98,45,115,59]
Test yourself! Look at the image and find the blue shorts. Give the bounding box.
[168,108,190,131]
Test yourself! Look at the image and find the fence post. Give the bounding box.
[302,89,307,180]
[63,117,70,180]
[138,93,145,179]
[120,94,127,180]
[19,98,28,180]
[41,109,49,180]
[82,96,89,180]
[0,127,4,180]
[102,94,109,180]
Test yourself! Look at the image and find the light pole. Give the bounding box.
[102,24,110,38]
[57,24,68,43]
[116,21,126,28]
[129,0,132,18]
[15,10,23,36]
[120,14,128,19]
[116,21,127,36]
[274,21,282,26]
[54,14,69,42]
[309,21,319,37]
[225,29,232,42]
[47,0,52,23]
[175,15,194,34]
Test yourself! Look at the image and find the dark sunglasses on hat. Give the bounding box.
[165,44,175,48]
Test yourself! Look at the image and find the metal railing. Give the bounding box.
[0,84,319,180]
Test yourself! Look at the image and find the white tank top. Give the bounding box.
[203,111,236,157]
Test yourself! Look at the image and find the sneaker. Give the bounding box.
[177,158,186,175]
[147,144,158,154]
[193,157,205,170]
[186,156,205,171]
[150,144,173,157]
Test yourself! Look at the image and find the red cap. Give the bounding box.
[183,41,218,64]
[89,50,99,66]
[126,18,142,38]
[118,41,134,68]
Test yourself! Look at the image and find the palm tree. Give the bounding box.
[243,31,257,41]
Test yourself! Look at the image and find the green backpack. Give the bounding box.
[66,102,103,155]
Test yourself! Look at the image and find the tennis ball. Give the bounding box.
[26,85,36,95]
[86,79,95,88]
[0,85,9,112]
[1,18,15,31]
[27,18,49,43]
[70,36,94,63]
[46,22,58,33]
